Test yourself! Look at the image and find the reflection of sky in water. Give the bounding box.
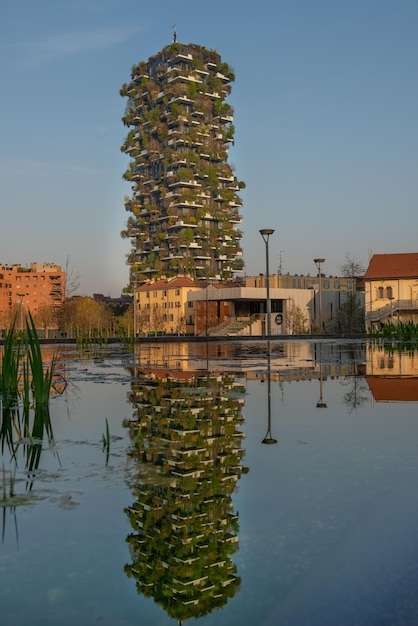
[1,343,418,625]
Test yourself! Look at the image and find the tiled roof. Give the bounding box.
[364,253,418,279]
[137,277,200,291]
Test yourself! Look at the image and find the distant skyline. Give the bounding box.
[1,0,417,295]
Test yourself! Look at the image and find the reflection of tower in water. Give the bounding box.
[123,369,247,622]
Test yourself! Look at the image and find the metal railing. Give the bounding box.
[366,299,418,322]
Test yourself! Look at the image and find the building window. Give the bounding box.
[323,280,329,289]
[334,279,340,288]
[378,287,384,299]
[175,289,180,296]
[386,286,393,299]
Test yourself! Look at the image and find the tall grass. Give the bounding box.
[0,314,59,477]
[25,311,58,406]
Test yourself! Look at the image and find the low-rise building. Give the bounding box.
[135,276,203,336]
[364,252,418,327]
[189,274,363,336]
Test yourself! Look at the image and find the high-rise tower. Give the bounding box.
[120,40,245,286]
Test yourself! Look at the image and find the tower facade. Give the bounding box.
[121,41,244,286]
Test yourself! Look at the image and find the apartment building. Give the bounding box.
[120,39,244,287]
[135,276,202,335]
[0,262,65,329]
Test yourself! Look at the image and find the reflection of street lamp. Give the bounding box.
[314,258,325,334]
[316,343,327,408]
[260,229,275,338]
[262,350,278,444]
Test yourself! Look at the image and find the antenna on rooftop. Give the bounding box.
[171,24,177,43]
[278,251,285,275]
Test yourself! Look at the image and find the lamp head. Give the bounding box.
[260,229,275,243]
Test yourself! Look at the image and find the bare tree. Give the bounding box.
[339,254,365,280]
[338,254,365,334]
[65,255,81,298]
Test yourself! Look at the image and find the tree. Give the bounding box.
[34,305,57,339]
[65,255,81,298]
[339,254,365,281]
[59,297,114,337]
[338,254,366,334]
[286,300,308,334]
[338,292,364,334]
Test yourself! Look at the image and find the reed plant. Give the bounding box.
[102,418,110,464]
[0,318,21,411]
[25,312,58,405]
[0,313,58,474]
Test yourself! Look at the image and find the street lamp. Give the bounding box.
[260,229,275,338]
[17,293,25,332]
[314,258,325,334]
[389,296,395,323]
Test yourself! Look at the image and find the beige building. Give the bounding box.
[135,276,203,336]
[364,253,418,327]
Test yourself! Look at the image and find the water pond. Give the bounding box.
[1,339,418,625]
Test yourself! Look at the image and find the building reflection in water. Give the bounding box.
[366,345,418,402]
[123,355,247,623]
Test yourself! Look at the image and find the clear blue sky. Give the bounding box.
[1,0,417,295]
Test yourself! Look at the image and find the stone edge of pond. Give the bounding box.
[0,334,368,346]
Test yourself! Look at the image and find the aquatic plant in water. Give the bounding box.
[0,314,60,479]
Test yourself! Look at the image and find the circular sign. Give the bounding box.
[275,313,283,326]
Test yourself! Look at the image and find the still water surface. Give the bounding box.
[1,340,418,625]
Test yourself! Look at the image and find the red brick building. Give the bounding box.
[0,262,65,330]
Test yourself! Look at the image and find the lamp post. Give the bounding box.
[389,296,394,323]
[17,293,25,332]
[314,258,325,334]
[260,229,275,338]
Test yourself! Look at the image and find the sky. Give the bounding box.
[1,0,417,295]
